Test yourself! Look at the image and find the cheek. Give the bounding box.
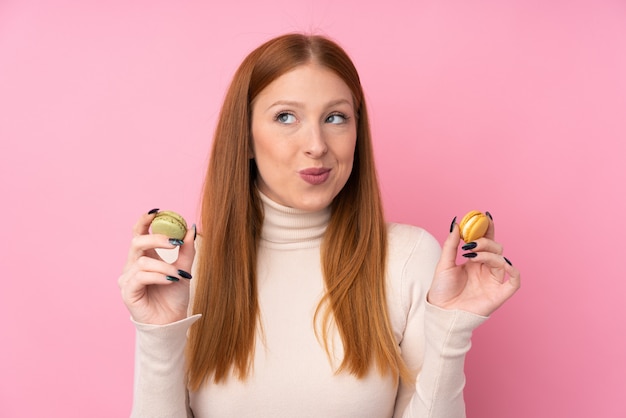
[336,137,357,164]
[331,141,356,188]
[249,112,270,158]
[250,124,272,160]
[251,135,291,174]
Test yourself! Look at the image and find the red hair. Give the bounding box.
[187,33,409,390]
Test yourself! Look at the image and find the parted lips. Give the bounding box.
[458,210,489,243]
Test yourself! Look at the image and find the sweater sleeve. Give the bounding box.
[130,315,201,418]
[406,304,488,417]
[391,225,488,418]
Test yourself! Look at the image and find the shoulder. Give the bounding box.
[386,222,441,265]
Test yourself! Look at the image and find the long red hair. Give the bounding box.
[187,33,409,390]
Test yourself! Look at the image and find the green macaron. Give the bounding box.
[150,210,188,240]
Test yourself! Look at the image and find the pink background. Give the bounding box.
[1,0,625,417]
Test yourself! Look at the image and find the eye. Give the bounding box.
[325,113,349,124]
[274,112,297,124]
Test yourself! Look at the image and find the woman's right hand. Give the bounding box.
[118,210,196,325]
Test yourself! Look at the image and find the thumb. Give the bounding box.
[436,216,461,272]
[176,223,197,270]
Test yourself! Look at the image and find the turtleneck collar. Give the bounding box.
[258,191,331,249]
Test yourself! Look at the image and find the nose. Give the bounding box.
[304,124,328,158]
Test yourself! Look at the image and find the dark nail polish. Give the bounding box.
[504,256,513,266]
[486,211,493,220]
[148,208,159,215]
[169,238,184,246]
[449,216,457,233]
[193,224,197,241]
[462,252,478,258]
[178,269,192,280]
[165,275,179,282]
[462,242,477,251]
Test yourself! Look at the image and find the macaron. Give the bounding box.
[150,210,188,240]
[458,210,490,243]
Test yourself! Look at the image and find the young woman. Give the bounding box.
[119,33,520,417]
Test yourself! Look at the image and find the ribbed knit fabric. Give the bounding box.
[130,193,487,418]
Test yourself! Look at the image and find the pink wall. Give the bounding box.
[1,1,624,417]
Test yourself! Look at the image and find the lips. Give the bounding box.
[299,167,331,185]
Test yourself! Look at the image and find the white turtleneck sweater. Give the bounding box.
[130,193,487,418]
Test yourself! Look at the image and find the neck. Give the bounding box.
[258,191,331,248]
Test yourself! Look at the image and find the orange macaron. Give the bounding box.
[458,210,490,243]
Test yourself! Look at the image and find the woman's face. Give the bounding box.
[250,63,357,211]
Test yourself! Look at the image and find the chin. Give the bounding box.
[261,185,338,212]
[294,193,336,212]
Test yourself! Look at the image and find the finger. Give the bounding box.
[119,269,187,305]
[124,209,162,263]
[122,256,191,284]
[125,233,185,269]
[119,256,193,298]
[136,255,191,278]
[132,208,160,237]
[484,211,495,240]
[176,223,197,270]
[462,251,518,284]
[436,216,461,272]
[120,269,179,290]
[462,237,503,255]
[491,259,521,306]
[503,258,521,294]
[481,259,520,316]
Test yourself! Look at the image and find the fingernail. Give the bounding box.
[169,238,184,246]
[193,224,197,241]
[148,208,159,215]
[178,269,192,280]
[462,242,477,251]
[165,275,179,282]
[504,256,513,266]
[486,211,493,220]
[449,216,457,233]
[462,252,478,258]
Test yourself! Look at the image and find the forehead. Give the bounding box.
[254,63,354,108]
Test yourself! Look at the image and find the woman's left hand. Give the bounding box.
[427,214,521,317]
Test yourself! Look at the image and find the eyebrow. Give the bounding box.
[265,99,353,112]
